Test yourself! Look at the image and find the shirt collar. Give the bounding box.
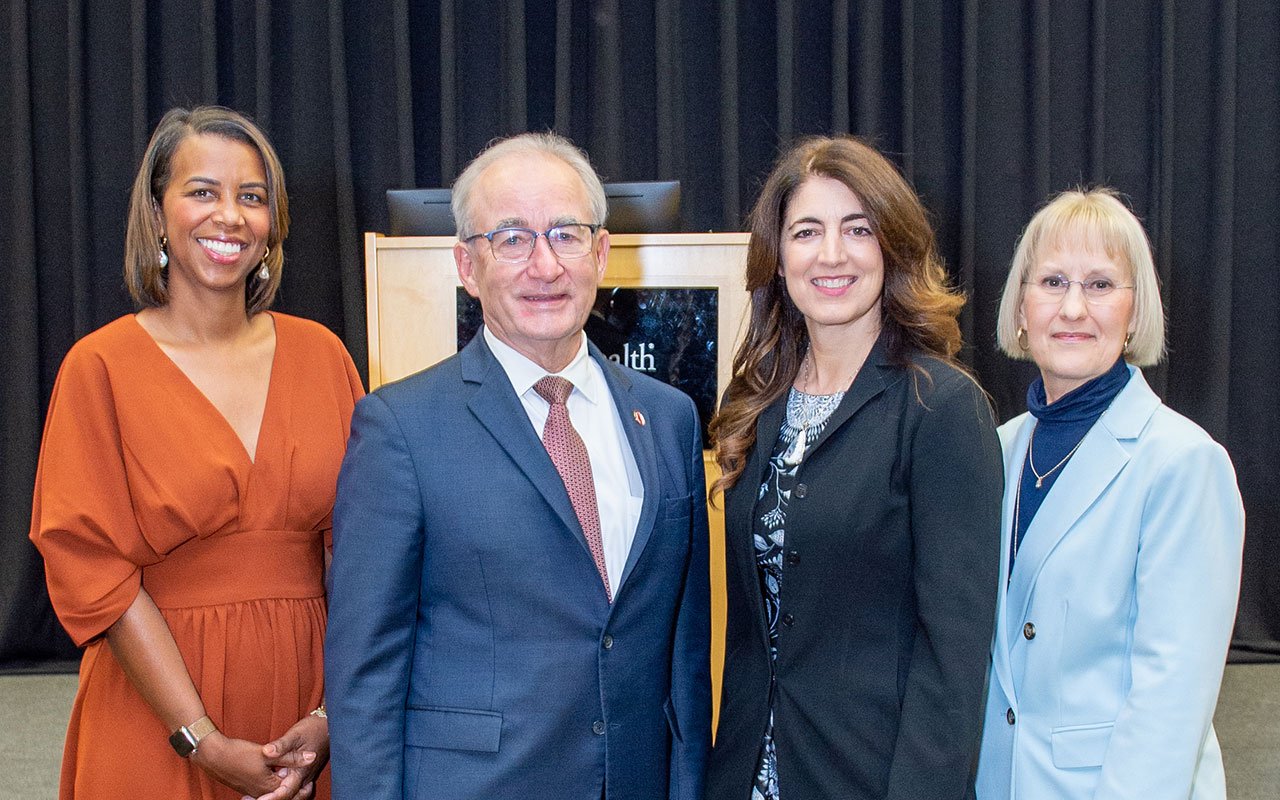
[482,327,602,406]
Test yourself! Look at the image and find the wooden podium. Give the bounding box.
[364,231,751,729]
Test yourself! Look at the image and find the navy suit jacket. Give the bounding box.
[325,333,711,800]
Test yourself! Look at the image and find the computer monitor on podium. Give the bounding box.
[386,181,681,236]
[386,188,455,236]
[602,181,681,233]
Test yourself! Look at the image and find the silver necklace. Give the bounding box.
[1027,424,1084,489]
[1010,459,1025,579]
[783,349,851,462]
[797,347,859,397]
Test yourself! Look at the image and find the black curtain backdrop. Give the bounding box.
[3,1,1277,669]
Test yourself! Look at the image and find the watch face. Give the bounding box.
[169,727,198,758]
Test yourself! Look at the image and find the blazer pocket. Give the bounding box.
[405,706,503,753]
[660,493,693,522]
[1050,721,1114,768]
[663,696,683,743]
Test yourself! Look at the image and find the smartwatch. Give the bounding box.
[168,715,217,758]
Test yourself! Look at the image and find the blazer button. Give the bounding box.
[1006,708,1016,725]
[794,483,808,498]
[602,634,614,650]
[786,550,801,566]
[1023,622,1036,640]
[592,720,606,735]
[781,613,795,627]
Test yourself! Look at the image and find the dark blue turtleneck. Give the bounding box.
[1010,356,1132,570]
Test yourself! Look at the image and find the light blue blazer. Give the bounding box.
[975,366,1245,799]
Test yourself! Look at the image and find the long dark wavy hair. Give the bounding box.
[709,136,966,498]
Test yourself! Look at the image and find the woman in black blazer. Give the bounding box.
[707,136,1003,800]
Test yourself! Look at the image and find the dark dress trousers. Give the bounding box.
[708,336,1003,800]
[326,334,711,800]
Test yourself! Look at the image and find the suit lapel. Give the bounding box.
[793,336,891,461]
[726,338,891,652]
[734,392,788,651]
[461,336,587,551]
[1004,427,1128,637]
[992,415,1033,706]
[1003,367,1160,644]
[595,345,660,596]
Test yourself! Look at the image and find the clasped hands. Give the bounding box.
[191,713,329,800]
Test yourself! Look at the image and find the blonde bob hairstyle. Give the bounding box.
[996,187,1165,366]
[124,106,289,315]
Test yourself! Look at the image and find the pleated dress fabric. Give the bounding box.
[30,313,364,799]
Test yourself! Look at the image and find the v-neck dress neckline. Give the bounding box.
[30,311,366,800]
[127,312,281,468]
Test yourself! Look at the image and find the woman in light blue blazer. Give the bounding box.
[975,187,1245,799]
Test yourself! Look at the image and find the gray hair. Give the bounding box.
[450,132,607,239]
[996,187,1165,366]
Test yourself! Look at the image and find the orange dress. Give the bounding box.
[30,313,364,800]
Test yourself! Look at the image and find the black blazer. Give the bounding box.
[708,336,1003,800]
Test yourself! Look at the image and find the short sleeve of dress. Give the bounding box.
[343,347,366,406]
[311,322,365,549]
[29,336,159,646]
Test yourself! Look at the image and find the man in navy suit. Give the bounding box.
[325,132,711,799]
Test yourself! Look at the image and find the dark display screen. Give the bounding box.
[458,287,719,443]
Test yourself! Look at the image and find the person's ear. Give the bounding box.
[455,240,481,298]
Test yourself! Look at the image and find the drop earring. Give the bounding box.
[158,236,169,269]
[257,246,271,281]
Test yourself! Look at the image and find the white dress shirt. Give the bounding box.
[483,327,645,594]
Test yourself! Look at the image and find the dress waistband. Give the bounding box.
[143,529,325,609]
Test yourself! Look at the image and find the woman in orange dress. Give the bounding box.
[29,106,363,800]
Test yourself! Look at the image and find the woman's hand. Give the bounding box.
[243,713,330,800]
[100,591,292,796]
[190,731,286,797]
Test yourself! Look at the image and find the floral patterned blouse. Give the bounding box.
[750,386,844,800]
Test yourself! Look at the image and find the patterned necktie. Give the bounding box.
[534,376,612,602]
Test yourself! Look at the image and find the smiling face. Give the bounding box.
[1018,244,1136,402]
[156,133,271,305]
[454,151,608,372]
[779,175,885,343]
